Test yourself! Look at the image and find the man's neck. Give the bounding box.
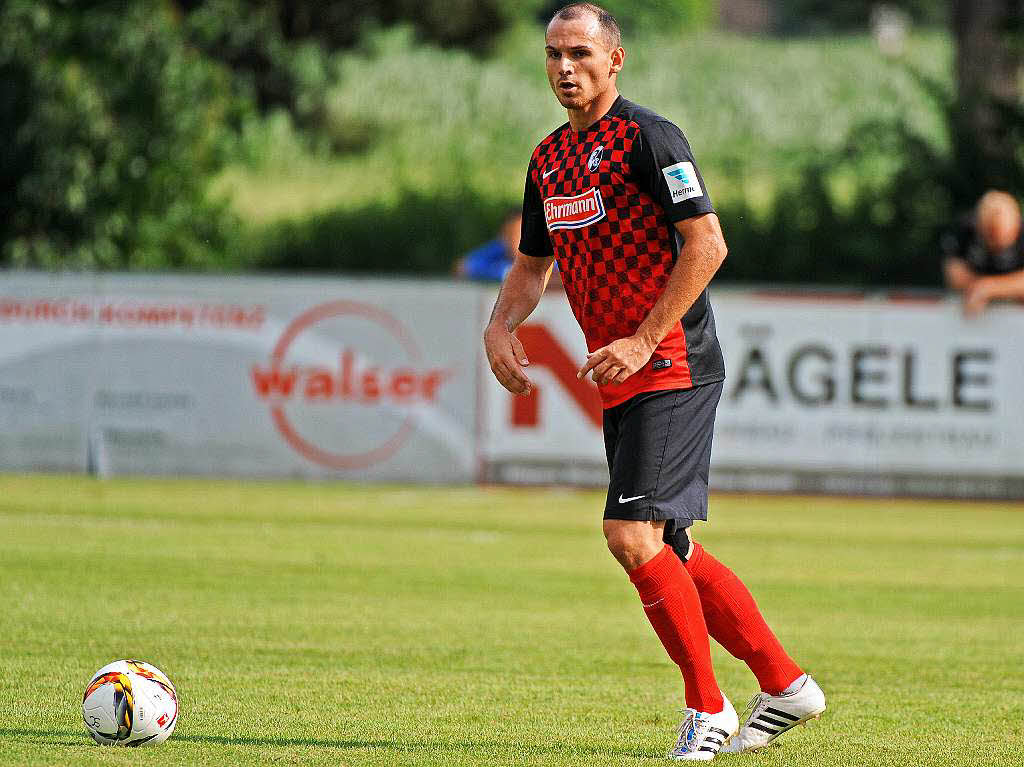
[567,87,620,132]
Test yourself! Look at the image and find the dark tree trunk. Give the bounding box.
[951,0,1024,190]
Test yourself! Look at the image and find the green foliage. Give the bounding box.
[251,192,510,273]
[776,1,948,35]
[717,126,956,286]
[182,0,524,127]
[227,27,954,280]
[718,66,1024,287]
[590,0,717,33]
[0,1,238,270]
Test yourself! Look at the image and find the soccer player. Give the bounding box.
[482,3,825,760]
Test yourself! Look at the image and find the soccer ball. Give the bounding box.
[81,659,178,746]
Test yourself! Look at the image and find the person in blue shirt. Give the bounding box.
[455,209,523,281]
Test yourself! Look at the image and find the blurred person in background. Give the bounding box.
[483,3,823,760]
[942,190,1024,315]
[454,209,523,281]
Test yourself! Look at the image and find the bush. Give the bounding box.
[775,1,947,35]
[0,1,238,270]
[717,67,1024,287]
[250,192,511,274]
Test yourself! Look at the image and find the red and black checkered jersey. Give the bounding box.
[519,96,725,409]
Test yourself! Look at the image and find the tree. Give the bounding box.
[950,0,1024,196]
[0,1,237,269]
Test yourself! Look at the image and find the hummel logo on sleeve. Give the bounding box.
[618,494,646,503]
[661,161,703,203]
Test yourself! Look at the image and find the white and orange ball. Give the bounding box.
[82,659,178,746]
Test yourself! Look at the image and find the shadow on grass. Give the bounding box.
[0,728,86,746]
[0,728,651,760]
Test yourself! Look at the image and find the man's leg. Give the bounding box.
[605,519,723,714]
[663,528,825,755]
[603,386,739,759]
[663,528,802,695]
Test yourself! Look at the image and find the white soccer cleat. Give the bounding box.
[667,694,739,761]
[719,675,826,754]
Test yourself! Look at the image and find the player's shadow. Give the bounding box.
[0,728,650,759]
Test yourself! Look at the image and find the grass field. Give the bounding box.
[1,476,1022,766]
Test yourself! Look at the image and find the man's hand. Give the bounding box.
[943,258,977,292]
[484,323,533,395]
[577,335,655,386]
[964,277,995,317]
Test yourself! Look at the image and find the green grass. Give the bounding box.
[218,25,953,224]
[1,476,1023,766]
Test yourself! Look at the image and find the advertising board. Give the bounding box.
[479,290,1024,498]
[3,273,1022,497]
[0,274,481,482]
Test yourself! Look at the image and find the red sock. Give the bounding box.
[684,542,803,695]
[628,545,723,713]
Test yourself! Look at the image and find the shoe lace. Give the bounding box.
[740,691,769,727]
[671,708,710,755]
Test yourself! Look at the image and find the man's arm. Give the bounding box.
[578,213,727,386]
[483,253,556,395]
[963,267,1024,316]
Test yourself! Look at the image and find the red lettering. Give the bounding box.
[250,366,299,398]
[419,371,448,401]
[339,350,354,397]
[247,306,266,328]
[254,356,449,404]
[512,325,602,428]
[389,370,417,399]
[361,370,381,401]
[304,370,334,399]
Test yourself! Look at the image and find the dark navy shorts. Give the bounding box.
[602,382,722,542]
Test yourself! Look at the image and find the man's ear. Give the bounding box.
[609,46,625,75]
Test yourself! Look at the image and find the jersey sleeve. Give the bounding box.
[518,170,553,258]
[630,119,714,223]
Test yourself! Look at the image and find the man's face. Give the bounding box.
[979,208,1021,251]
[544,15,623,111]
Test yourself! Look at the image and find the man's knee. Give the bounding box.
[603,519,665,571]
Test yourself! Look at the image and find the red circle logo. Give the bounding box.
[252,301,448,470]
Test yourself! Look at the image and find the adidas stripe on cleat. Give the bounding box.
[719,675,826,754]
[668,695,739,761]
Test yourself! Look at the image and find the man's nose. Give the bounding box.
[558,58,574,76]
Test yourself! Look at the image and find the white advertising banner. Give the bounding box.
[3,273,1023,498]
[479,289,1024,499]
[0,273,482,482]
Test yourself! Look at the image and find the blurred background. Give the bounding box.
[2,1,1024,498]
[3,0,1023,284]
